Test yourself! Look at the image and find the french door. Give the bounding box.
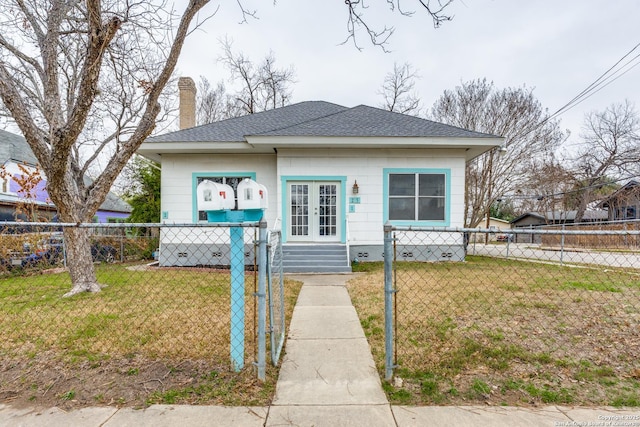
[288,181,341,242]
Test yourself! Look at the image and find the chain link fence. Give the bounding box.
[538,219,640,250]
[0,222,286,378]
[509,220,640,247]
[374,225,640,405]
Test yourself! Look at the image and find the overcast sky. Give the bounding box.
[176,0,640,143]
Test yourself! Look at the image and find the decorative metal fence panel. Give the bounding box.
[382,225,640,405]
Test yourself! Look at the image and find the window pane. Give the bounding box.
[389,197,415,220]
[388,172,448,222]
[419,174,445,197]
[224,177,243,192]
[389,174,415,196]
[196,175,250,220]
[197,177,223,185]
[418,197,445,220]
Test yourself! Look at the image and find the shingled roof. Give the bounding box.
[148,101,348,143]
[147,101,498,143]
[0,129,38,165]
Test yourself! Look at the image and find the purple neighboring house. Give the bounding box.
[0,129,131,222]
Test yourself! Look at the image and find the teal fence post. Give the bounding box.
[230,226,245,371]
[384,222,395,381]
[257,220,268,380]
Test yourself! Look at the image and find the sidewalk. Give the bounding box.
[1,274,638,426]
[267,274,394,426]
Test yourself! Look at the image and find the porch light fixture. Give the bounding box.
[352,180,359,195]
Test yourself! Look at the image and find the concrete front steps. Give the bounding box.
[282,244,352,273]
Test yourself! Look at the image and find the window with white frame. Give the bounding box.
[388,173,446,222]
[195,175,253,221]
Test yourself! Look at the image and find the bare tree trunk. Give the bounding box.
[574,188,591,224]
[62,227,101,298]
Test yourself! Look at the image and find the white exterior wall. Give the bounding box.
[277,148,467,245]
[157,148,469,264]
[160,153,278,226]
[160,149,467,245]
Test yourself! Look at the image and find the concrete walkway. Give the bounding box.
[1,274,638,426]
[267,274,394,426]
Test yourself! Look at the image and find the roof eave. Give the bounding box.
[138,135,504,162]
[247,135,503,160]
[137,141,275,162]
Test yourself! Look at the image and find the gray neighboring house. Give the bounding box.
[0,129,131,222]
[511,210,609,244]
[511,210,609,228]
[139,84,503,272]
[0,128,38,165]
[597,181,640,221]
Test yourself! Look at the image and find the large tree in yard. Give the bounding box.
[0,1,452,297]
[0,0,210,297]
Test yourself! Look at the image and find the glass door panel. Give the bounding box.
[317,184,337,237]
[289,183,309,238]
[288,181,340,242]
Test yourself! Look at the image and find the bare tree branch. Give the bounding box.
[379,62,421,115]
[343,0,453,51]
[235,0,258,24]
[431,78,564,227]
[200,40,296,123]
[568,100,640,222]
[0,0,447,296]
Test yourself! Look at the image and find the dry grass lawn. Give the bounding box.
[0,263,302,409]
[347,256,640,407]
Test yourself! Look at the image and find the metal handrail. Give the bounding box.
[345,215,351,266]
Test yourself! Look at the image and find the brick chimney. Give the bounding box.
[178,77,196,129]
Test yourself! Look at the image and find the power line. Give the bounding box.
[507,41,640,144]
[500,173,640,201]
[548,46,640,121]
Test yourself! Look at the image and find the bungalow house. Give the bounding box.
[597,180,640,221]
[0,129,132,223]
[138,78,503,271]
